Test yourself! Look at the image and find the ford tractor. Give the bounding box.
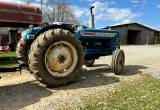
[16,6,125,87]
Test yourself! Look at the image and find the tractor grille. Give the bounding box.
[81,38,115,49]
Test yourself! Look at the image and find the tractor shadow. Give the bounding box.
[54,65,119,90]
[0,64,148,109]
[122,65,148,76]
[55,64,148,90]
[0,81,52,110]
[0,67,18,72]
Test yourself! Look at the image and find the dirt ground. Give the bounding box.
[0,45,160,110]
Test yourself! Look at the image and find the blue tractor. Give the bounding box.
[16,6,125,87]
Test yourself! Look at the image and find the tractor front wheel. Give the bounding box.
[111,49,125,75]
[29,28,83,87]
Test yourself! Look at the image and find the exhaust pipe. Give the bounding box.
[89,6,94,28]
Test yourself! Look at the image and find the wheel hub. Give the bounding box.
[57,54,67,64]
[117,52,124,71]
[45,41,78,77]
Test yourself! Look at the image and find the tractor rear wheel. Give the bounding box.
[111,49,125,75]
[29,28,83,87]
[84,59,95,67]
[16,39,28,67]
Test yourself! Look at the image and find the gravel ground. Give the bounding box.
[0,45,160,110]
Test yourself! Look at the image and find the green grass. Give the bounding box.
[76,76,160,110]
[0,52,17,68]
[0,61,18,68]
[0,51,16,58]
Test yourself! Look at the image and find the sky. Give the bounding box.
[2,0,160,30]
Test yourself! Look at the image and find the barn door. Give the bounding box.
[127,30,140,44]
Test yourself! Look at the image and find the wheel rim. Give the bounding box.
[45,41,78,77]
[117,52,124,71]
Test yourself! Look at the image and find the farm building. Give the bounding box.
[107,23,160,44]
[0,1,42,51]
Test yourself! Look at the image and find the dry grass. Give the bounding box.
[65,75,160,110]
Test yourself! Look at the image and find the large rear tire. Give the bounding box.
[111,49,125,75]
[29,28,83,87]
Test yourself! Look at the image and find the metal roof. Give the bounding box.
[0,2,42,27]
[110,23,160,32]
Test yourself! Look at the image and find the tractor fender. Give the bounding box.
[21,24,75,45]
[34,24,75,40]
[21,27,42,41]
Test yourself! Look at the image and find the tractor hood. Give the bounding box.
[76,28,118,39]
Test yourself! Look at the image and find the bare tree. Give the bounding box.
[42,0,79,24]
[21,0,79,24]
